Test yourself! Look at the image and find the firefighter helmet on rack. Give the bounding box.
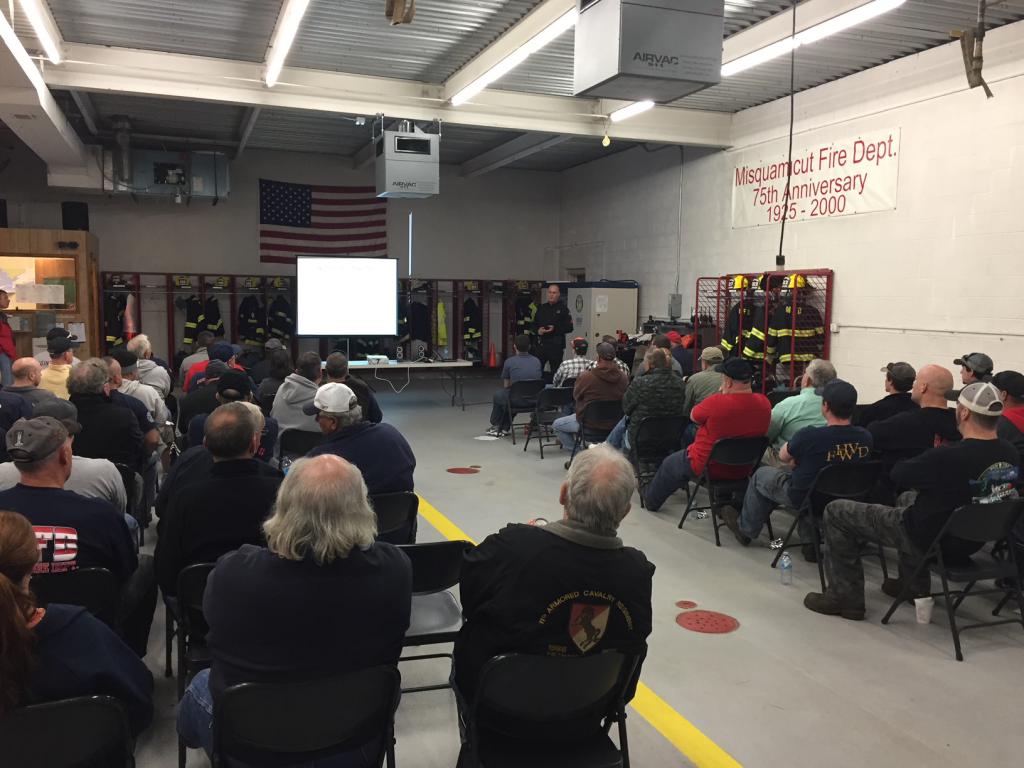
[784,274,808,290]
[731,275,750,290]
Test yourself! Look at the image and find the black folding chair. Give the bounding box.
[629,416,687,508]
[460,652,638,768]
[524,386,574,459]
[561,377,578,392]
[399,539,473,693]
[371,491,419,545]
[114,462,145,547]
[569,400,625,464]
[882,499,1024,661]
[31,567,119,628]
[0,695,135,768]
[278,428,325,461]
[767,389,799,407]
[770,461,886,592]
[170,563,215,768]
[678,437,770,546]
[505,379,546,445]
[212,666,400,768]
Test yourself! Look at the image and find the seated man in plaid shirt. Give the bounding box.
[552,337,592,388]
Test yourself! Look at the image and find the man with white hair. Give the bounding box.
[125,334,171,398]
[454,444,654,702]
[764,358,836,465]
[177,454,411,760]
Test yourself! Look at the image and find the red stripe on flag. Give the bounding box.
[310,198,383,207]
[309,219,386,230]
[261,230,386,243]
[310,185,377,193]
[261,242,387,254]
[311,209,387,218]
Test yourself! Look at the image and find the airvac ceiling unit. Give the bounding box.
[375,123,439,199]
[573,0,724,102]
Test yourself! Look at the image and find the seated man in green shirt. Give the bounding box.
[764,359,836,466]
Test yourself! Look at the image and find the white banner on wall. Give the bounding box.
[731,128,901,229]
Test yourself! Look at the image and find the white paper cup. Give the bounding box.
[914,596,934,624]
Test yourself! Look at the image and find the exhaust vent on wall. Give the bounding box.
[573,0,724,102]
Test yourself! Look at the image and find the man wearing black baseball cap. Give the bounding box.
[185,371,280,463]
[644,358,771,512]
[954,352,994,385]
[552,336,591,388]
[0,415,157,655]
[722,380,873,557]
[856,362,918,427]
[39,327,84,399]
[805,381,1019,621]
[993,370,1024,464]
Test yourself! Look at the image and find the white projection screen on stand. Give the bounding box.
[296,256,398,336]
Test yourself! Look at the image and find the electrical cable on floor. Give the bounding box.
[372,354,427,394]
[776,1,798,270]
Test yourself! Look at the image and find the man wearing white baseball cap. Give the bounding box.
[304,383,416,541]
[805,381,1019,621]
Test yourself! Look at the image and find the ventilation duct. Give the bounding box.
[374,123,439,199]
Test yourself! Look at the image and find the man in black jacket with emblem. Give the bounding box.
[533,284,574,382]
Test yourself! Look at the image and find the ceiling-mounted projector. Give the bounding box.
[375,123,439,199]
[574,0,724,102]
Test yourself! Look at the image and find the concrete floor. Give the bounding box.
[136,376,1024,767]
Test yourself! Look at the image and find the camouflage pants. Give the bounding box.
[822,494,926,606]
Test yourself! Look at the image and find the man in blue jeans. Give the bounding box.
[486,334,542,437]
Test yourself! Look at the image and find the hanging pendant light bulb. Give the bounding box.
[602,134,611,148]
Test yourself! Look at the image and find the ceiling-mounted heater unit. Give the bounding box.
[375,122,439,199]
[573,0,724,102]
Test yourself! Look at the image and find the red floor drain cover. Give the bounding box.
[446,467,479,474]
[676,610,740,634]
[675,600,698,610]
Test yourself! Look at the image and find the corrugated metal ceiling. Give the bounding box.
[505,135,639,172]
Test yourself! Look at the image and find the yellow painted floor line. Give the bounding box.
[415,494,743,768]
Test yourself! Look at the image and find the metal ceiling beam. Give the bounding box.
[41,43,732,148]
[461,132,569,177]
[721,0,886,67]
[69,90,99,134]
[236,107,261,157]
[0,14,89,172]
[442,0,576,104]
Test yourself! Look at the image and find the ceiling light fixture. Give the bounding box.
[722,0,906,77]
[263,0,311,88]
[609,100,655,123]
[17,0,63,64]
[451,9,577,106]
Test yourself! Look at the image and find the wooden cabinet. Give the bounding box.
[0,229,101,358]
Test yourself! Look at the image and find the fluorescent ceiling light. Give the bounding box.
[609,100,655,122]
[264,0,310,88]
[451,9,577,106]
[17,0,63,64]
[722,0,906,77]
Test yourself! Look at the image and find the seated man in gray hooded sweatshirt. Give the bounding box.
[269,351,322,435]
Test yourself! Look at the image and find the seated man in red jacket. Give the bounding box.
[454,443,654,706]
[644,358,771,512]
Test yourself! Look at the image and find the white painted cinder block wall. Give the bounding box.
[558,19,1024,398]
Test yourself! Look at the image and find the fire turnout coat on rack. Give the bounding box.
[237,296,267,347]
[766,300,826,363]
[203,296,224,336]
[103,293,127,348]
[182,295,204,346]
[267,295,295,342]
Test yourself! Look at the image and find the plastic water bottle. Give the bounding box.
[779,551,793,585]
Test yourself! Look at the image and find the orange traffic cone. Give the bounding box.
[488,342,497,368]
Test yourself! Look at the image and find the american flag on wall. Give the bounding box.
[258,179,387,264]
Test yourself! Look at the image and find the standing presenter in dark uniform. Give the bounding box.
[533,284,573,382]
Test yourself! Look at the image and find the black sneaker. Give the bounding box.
[802,544,818,563]
[882,577,927,601]
[803,591,865,621]
[719,506,750,546]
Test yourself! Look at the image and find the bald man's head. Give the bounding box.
[912,364,954,407]
[11,357,42,386]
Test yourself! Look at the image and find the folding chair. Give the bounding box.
[767,388,799,407]
[170,563,216,768]
[569,400,625,464]
[460,652,638,768]
[0,695,135,768]
[371,491,419,545]
[399,539,473,693]
[114,462,145,547]
[278,428,325,461]
[31,567,119,628]
[505,379,546,445]
[677,437,769,546]
[770,461,885,592]
[523,386,573,459]
[882,499,1024,661]
[212,666,400,768]
[629,416,687,509]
